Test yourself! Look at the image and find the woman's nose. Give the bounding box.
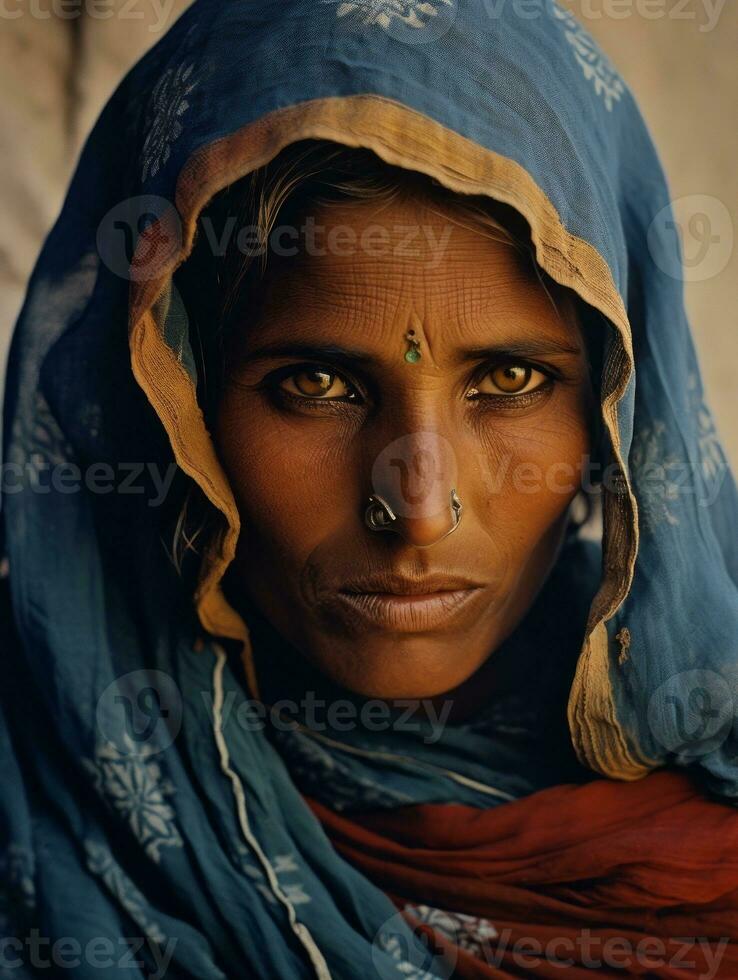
[363,430,463,548]
[364,487,463,547]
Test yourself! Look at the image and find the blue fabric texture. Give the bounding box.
[2,1,737,976]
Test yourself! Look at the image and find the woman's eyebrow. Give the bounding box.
[237,338,582,368]
[237,342,380,368]
[455,340,583,362]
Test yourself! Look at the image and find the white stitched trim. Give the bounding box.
[211,643,333,980]
[290,724,516,803]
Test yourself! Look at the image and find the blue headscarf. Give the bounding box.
[2,1,737,976]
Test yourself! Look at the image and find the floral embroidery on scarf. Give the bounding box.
[259,851,312,906]
[281,883,312,906]
[550,1,625,111]
[141,60,199,182]
[271,728,415,812]
[84,840,168,945]
[82,733,184,862]
[328,0,453,31]
[233,841,280,906]
[8,390,74,477]
[77,400,103,443]
[374,933,441,979]
[404,904,498,959]
[630,420,684,531]
[0,844,36,933]
[688,372,727,487]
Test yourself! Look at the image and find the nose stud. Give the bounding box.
[364,489,463,543]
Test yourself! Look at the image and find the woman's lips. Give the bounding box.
[333,587,484,632]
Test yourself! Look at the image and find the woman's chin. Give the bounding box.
[302,635,495,702]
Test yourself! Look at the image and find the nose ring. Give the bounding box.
[364,489,463,541]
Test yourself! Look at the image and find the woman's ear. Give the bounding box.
[566,489,596,542]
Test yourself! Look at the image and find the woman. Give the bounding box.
[2,0,737,977]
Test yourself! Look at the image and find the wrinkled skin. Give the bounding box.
[215,193,592,705]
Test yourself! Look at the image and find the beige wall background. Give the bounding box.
[1,0,735,466]
[560,0,737,470]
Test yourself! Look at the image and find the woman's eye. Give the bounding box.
[473,363,549,397]
[279,367,357,400]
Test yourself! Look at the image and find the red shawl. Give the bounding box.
[305,769,738,978]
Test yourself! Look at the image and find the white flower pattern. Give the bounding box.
[0,844,36,935]
[688,372,727,486]
[271,729,415,812]
[8,389,74,477]
[141,61,199,182]
[329,0,453,31]
[374,933,440,979]
[404,903,498,959]
[233,842,313,907]
[630,420,684,531]
[84,840,168,945]
[82,733,184,862]
[233,841,280,906]
[551,1,625,111]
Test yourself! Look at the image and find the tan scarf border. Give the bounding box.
[128,93,656,780]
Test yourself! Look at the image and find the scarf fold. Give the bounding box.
[306,769,738,977]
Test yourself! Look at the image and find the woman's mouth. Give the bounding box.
[333,587,484,632]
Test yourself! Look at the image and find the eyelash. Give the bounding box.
[263,360,558,412]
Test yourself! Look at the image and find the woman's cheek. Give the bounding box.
[215,395,342,546]
[481,404,589,539]
[215,397,289,524]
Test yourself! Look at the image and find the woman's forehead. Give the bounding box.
[236,229,583,359]
[230,291,584,374]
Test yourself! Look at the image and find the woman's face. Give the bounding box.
[215,193,593,698]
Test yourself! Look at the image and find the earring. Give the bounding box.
[364,494,397,531]
[404,328,421,363]
[364,489,463,538]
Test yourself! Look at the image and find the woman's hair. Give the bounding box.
[169,139,600,574]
